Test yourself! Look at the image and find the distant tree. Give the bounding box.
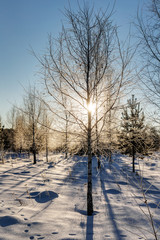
[14,111,27,153]
[3,128,14,151]
[118,95,148,172]
[7,106,16,151]
[42,110,49,162]
[62,101,70,159]
[137,0,160,121]
[38,107,52,162]
[23,87,43,164]
[0,117,4,163]
[149,126,160,151]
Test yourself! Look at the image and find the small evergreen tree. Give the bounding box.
[118,95,147,172]
[3,129,15,151]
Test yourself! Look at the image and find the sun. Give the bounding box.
[87,102,96,113]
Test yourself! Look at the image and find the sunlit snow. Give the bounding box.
[0,152,160,239]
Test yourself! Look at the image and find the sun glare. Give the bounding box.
[87,102,96,113]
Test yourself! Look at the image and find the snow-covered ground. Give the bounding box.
[0,152,160,240]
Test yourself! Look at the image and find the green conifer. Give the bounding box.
[118,95,147,172]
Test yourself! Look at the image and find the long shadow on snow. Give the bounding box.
[75,207,94,240]
[102,156,160,235]
[86,216,94,240]
[0,167,46,195]
[100,168,124,240]
[0,162,32,175]
[63,155,88,185]
[114,154,160,202]
[63,155,97,240]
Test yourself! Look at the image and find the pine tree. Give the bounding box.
[118,95,147,172]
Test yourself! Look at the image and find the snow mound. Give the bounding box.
[105,189,121,194]
[29,191,58,203]
[0,216,20,227]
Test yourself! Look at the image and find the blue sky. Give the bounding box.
[0,0,144,124]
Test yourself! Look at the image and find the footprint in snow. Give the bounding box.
[24,222,32,234]
[29,235,44,240]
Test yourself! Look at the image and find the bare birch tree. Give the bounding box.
[14,111,27,153]
[41,108,52,162]
[23,86,43,164]
[7,106,16,151]
[137,0,160,121]
[0,117,4,163]
[34,4,133,215]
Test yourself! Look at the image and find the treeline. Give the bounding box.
[1,94,160,160]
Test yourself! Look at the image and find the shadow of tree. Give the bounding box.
[100,169,125,240]
[86,216,93,240]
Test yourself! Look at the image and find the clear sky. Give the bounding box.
[0,0,145,124]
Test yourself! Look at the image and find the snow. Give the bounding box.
[0,153,160,240]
